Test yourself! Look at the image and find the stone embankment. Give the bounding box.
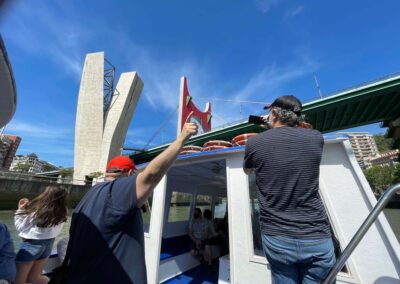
[0,170,90,210]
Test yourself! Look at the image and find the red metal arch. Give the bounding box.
[178,77,212,135]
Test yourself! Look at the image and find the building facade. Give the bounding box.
[364,149,400,168]
[338,132,380,168]
[0,134,21,169]
[10,154,59,173]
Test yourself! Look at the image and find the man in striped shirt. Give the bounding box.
[243,95,335,284]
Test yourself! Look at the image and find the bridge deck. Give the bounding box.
[132,74,400,164]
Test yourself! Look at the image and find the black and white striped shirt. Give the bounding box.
[244,126,331,238]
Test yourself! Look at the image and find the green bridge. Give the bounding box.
[132,74,400,164]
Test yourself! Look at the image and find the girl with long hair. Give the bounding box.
[14,185,67,284]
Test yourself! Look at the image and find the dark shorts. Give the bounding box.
[207,236,221,246]
[15,238,55,263]
[190,239,209,251]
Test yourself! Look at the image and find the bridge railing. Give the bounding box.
[304,72,400,105]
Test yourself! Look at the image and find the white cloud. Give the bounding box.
[207,56,318,126]
[285,6,304,18]
[115,39,214,112]
[114,32,319,137]
[125,127,159,148]
[5,120,74,166]
[18,144,73,156]
[2,2,320,163]
[254,0,281,13]
[2,1,85,78]
[6,120,73,140]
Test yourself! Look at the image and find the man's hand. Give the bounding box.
[136,112,198,207]
[196,240,202,249]
[18,198,29,209]
[259,115,270,129]
[178,112,198,142]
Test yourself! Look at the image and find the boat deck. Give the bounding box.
[162,260,219,284]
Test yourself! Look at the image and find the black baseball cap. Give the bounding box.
[264,95,302,114]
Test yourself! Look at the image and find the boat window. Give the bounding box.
[142,192,153,233]
[196,194,212,213]
[168,192,193,222]
[213,197,227,219]
[166,159,227,222]
[248,173,263,256]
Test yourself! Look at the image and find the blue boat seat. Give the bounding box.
[160,235,192,261]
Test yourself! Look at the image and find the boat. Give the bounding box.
[138,136,400,283]
[0,34,17,129]
[43,78,400,283]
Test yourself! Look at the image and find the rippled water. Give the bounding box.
[0,210,72,252]
[384,208,400,243]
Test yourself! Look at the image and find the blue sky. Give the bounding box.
[1,0,399,167]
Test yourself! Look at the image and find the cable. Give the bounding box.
[143,105,179,150]
[197,97,267,105]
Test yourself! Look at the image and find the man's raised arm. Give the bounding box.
[136,112,198,206]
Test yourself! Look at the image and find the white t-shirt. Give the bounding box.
[14,209,65,239]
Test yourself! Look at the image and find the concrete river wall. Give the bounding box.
[0,171,90,210]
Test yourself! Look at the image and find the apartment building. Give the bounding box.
[10,153,59,173]
[364,149,399,168]
[338,132,379,167]
[0,134,21,169]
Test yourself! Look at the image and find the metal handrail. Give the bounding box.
[323,183,400,284]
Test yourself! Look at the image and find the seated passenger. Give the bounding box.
[204,209,229,255]
[188,208,213,270]
[218,213,229,255]
[0,224,16,284]
[203,209,219,244]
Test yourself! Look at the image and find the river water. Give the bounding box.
[0,208,399,252]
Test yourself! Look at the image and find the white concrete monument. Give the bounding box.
[73,52,143,184]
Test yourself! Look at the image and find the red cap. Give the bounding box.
[106,156,137,173]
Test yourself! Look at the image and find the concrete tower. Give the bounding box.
[73,52,143,184]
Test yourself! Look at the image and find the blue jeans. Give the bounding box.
[262,234,336,284]
[15,238,55,263]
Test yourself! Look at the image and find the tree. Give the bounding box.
[373,134,393,153]
[59,168,74,177]
[88,171,103,178]
[393,164,400,184]
[364,165,397,194]
[13,162,32,172]
[42,164,57,172]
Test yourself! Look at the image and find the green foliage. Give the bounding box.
[394,164,400,183]
[88,171,103,178]
[373,134,393,153]
[13,162,32,172]
[59,168,74,177]
[364,164,400,193]
[42,164,57,172]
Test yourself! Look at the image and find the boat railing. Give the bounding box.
[323,183,400,284]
